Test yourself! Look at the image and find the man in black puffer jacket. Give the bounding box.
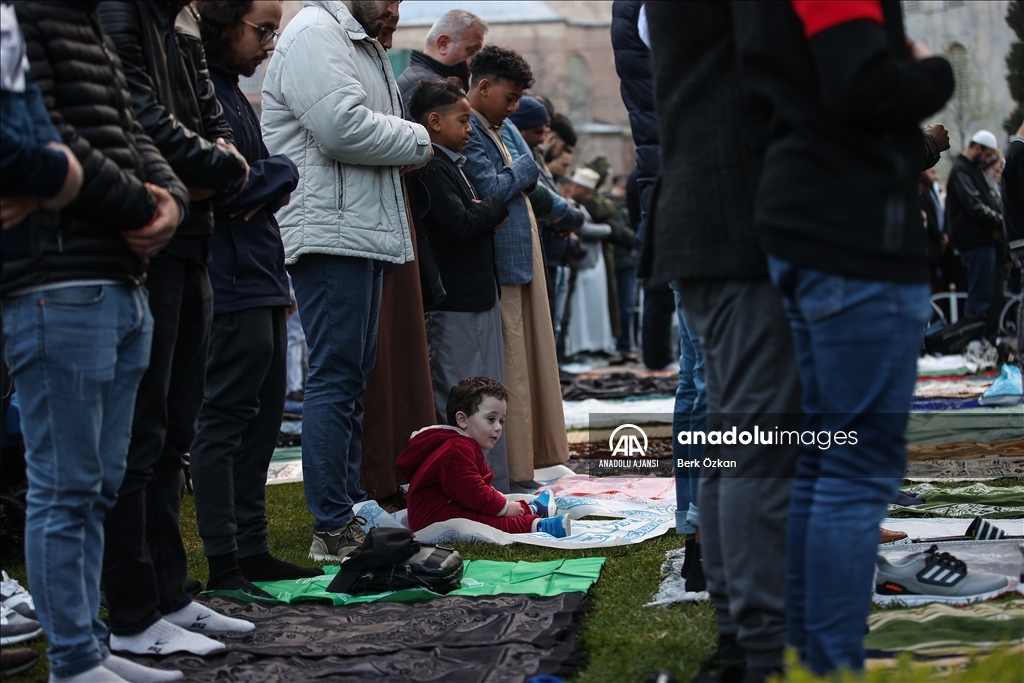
[96,0,251,658]
[7,3,187,681]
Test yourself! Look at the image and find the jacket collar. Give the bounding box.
[410,50,470,90]
[306,0,369,41]
[207,59,239,86]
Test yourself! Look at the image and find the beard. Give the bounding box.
[351,0,387,38]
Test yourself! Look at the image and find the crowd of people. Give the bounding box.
[0,0,1022,682]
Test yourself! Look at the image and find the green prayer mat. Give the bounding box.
[865,597,1024,657]
[205,557,606,606]
[890,483,1024,519]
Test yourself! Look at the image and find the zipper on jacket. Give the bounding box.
[336,162,344,214]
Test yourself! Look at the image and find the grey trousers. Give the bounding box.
[424,299,509,493]
[191,307,287,558]
[679,279,802,670]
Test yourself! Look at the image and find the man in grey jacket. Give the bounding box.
[261,0,431,561]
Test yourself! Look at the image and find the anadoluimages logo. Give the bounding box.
[608,424,648,457]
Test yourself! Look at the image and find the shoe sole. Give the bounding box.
[873,582,1015,607]
[2,658,38,675]
[1,625,44,646]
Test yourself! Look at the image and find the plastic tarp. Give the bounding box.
[126,593,589,683]
[205,558,606,606]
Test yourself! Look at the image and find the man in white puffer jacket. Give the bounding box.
[261,0,431,561]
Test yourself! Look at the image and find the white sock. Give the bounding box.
[109,618,225,656]
[50,664,126,683]
[163,601,255,633]
[103,655,183,682]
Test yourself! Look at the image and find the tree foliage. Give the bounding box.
[1005,0,1023,134]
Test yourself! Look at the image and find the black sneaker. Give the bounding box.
[309,516,368,562]
[875,544,1014,606]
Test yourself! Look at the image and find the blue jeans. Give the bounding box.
[960,246,996,317]
[670,281,704,535]
[290,254,382,532]
[2,284,152,678]
[768,257,931,674]
[615,268,637,352]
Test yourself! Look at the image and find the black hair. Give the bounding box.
[408,77,467,124]
[196,1,255,62]
[469,45,534,90]
[446,377,508,426]
[549,113,577,148]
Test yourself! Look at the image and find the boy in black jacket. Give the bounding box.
[407,78,511,490]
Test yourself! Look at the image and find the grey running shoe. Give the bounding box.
[875,544,1014,606]
[309,516,368,562]
[0,604,43,646]
[1,571,37,619]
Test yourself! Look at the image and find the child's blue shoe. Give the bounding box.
[528,490,556,518]
[537,514,571,538]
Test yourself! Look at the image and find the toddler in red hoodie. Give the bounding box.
[396,378,571,537]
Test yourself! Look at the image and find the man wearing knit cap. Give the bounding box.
[509,96,551,149]
[947,129,1004,322]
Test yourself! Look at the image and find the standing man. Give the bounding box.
[947,130,1004,321]
[735,0,953,675]
[96,0,252,656]
[7,2,187,680]
[646,4,803,681]
[192,0,321,595]
[261,0,432,561]
[396,9,487,103]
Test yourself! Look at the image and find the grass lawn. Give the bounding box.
[3,480,1022,682]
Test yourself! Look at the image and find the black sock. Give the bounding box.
[238,552,324,582]
[684,542,706,592]
[206,552,274,598]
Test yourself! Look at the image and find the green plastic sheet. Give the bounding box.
[205,557,606,606]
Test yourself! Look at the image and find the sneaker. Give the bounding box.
[528,490,556,518]
[309,516,367,562]
[537,515,571,539]
[0,603,43,646]
[1,571,36,619]
[0,647,38,676]
[875,544,1015,606]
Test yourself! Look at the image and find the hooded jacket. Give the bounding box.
[395,426,508,532]
[261,0,431,266]
[207,60,297,316]
[4,1,188,293]
[734,0,954,282]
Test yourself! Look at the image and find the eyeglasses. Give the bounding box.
[242,20,280,48]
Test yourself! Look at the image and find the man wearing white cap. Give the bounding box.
[946,129,1004,320]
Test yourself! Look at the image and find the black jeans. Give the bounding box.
[103,253,212,635]
[191,307,287,558]
[641,282,675,370]
[678,278,802,670]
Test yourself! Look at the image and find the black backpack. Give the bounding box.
[923,315,987,355]
[326,527,464,595]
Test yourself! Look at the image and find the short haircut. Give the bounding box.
[469,45,535,90]
[425,9,488,48]
[408,77,467,124]
[549,113,577,148]
[446,377,508,426]
[196,1,255,62]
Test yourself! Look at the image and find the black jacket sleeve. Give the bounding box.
[949,169,1004,231]
[807,20,954,128]
[16,6,163,233]
[422,163,509,245]
[97,0,245,193]
[175,6,235,148]
[921,132,940,171]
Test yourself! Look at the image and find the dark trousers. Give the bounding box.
[678,279,802,670]
[103,253,212,635]
[615,268,637,351]
[191,307,287,559]
[641,282,675,370]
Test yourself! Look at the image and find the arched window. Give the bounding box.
[946,42,971,106]
[567,55,590,124]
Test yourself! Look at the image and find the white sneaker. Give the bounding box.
[1,571,37,620]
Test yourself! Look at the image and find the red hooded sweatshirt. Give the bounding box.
[395,425,511,531]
